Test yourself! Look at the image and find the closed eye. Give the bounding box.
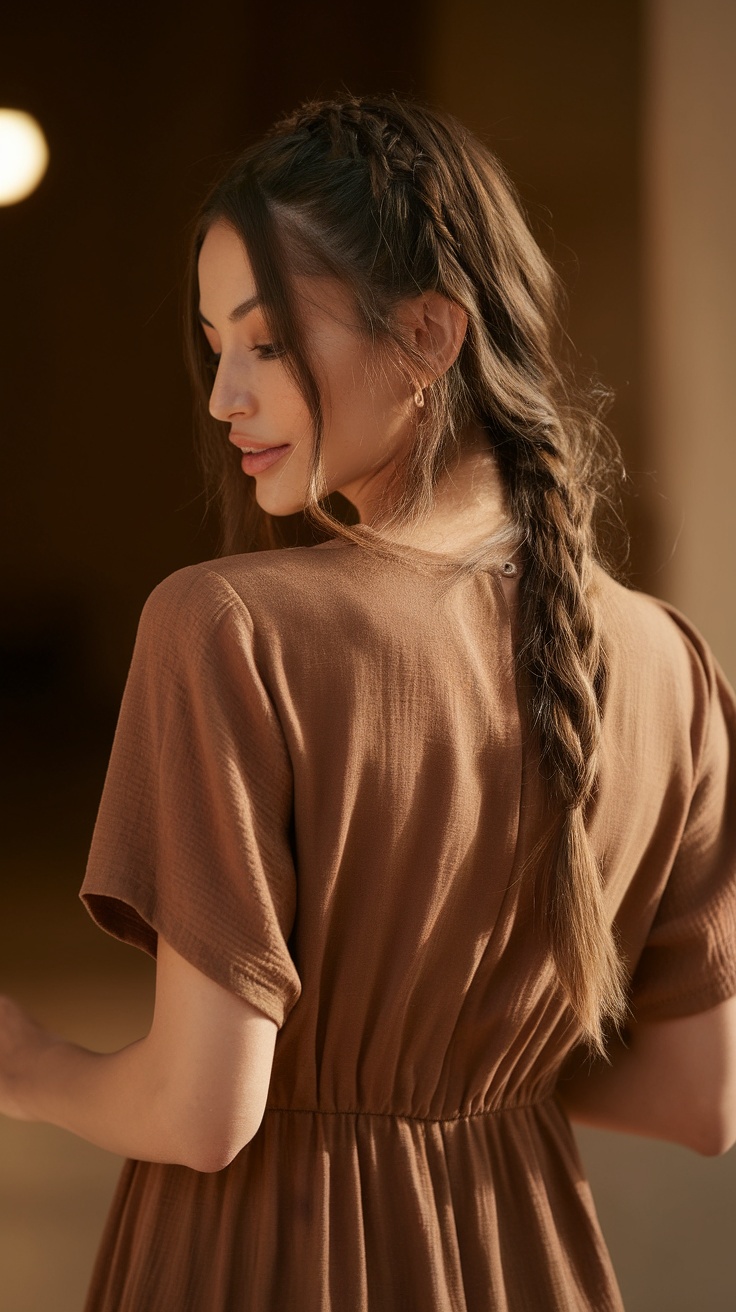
[253,343,285,360]
[204,344,284,373]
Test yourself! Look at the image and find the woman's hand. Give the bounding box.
[0,994,62,1122]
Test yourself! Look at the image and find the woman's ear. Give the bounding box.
[393,291,469,385]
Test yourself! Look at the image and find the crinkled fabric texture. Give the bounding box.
[79,538,736,1312]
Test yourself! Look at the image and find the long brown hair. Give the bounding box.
[181,91,631,1055]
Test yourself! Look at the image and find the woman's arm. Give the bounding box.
[556,994,736,1156]
[0,935,278,1173]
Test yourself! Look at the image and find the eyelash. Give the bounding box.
[205,344,283,372]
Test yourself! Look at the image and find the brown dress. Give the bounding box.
[78,532,736,1311]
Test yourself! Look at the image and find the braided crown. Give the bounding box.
[272,95,469,276]
[274,96,429,202]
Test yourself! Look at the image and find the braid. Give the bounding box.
[505,432,628,1052]
[188,92,631,1054]
[273,96,417,201]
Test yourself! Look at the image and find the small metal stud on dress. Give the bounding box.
[501,561,517,576]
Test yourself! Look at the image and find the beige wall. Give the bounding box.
[428,0,649,577]
[644,0,736,681]
[428,0,736,685]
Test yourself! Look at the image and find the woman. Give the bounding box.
[1,92,735,1311]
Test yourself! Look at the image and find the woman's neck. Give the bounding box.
[363,425,514,556]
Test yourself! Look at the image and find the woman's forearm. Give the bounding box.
[2,939,275,1174]
[556,1012,732,1156]
[19,1034,193,1164]
[15,1033,184,1164]
[556,1032,691,1146]
[1,996,207,1170]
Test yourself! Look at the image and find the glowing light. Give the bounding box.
[0,110,49,206]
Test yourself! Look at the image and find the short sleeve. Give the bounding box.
[628,601,736,1022]
[78,565,302,1030]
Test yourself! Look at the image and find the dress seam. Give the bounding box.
[263,1097,554,1123]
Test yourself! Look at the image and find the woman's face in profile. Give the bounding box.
[197,219,417,521]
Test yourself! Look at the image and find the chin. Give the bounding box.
[253,484,307,518]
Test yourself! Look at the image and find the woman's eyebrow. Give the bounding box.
[197,294,262,328]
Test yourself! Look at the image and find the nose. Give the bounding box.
[208,361,257,424]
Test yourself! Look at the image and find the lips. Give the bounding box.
[239,445,291,474]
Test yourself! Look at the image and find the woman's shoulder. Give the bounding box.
[138,541,365,635]
[591,560,723,707]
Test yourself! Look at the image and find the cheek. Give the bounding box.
[266,370,311,431]
[326,349,407,447]
[319,350,387,430]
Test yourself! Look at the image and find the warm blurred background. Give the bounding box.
[1,1,735,1309]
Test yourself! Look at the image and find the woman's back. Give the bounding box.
[79,538,736,1310]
